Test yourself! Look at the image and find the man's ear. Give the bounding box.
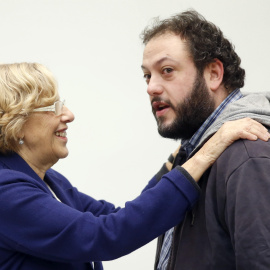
[205,58,224,91]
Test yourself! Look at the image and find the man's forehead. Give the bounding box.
[141,56,178,70]
[143,33,187,54]
[142,35,189,68]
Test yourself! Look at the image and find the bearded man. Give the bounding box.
[141,9,270,270]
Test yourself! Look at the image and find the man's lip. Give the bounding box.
[152,101,170,111]
[152,101,171,118]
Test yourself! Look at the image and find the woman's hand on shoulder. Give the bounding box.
[182,118,270,181]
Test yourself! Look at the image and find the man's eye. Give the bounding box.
[163,68,173,74]
[143,74,151,83]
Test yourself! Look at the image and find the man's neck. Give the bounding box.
[182,88,242,157]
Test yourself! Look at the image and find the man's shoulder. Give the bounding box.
[211,139,270,179]
[220,138,270,160]
[241,138,270,159]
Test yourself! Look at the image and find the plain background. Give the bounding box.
[0,0,269,269]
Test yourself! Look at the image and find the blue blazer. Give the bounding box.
[0,153,199,270]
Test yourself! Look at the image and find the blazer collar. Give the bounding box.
[0,152,42,182]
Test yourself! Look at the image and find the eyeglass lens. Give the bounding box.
[55,101,64,115]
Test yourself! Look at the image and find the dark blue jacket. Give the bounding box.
[0,152,199,270]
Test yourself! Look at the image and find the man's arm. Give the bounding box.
[215,138,270,269]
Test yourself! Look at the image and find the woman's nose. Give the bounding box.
[61,106,75,123]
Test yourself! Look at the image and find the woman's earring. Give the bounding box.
[19,138,24,145]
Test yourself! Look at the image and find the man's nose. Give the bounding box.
[146,77,164,96]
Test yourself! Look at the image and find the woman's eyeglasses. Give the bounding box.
[33,100,65,116]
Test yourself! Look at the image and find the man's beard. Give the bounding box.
[153,73,216,140]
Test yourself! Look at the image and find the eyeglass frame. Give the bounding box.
[33,100,65,116]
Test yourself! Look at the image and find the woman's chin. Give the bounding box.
[57,149,69,160]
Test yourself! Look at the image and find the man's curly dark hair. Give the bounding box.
[140,10,245,92]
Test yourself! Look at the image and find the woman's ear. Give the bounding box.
[17,130,24,141]
[204,58,224,92]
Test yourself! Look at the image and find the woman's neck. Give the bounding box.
[16,150,56,180]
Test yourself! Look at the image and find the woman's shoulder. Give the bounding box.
[0,167,34,181]
[46,168,73,189]
[0,168,48,196]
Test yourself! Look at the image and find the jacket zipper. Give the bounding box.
[166,212,188,270]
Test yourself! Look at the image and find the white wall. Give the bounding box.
[0,0,269,269]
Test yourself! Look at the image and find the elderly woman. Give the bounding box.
[0,63,268,270]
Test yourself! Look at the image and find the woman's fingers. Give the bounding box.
[218,118,270,145]
[192,118,270,171]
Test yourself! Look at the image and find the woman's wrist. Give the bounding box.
[181,153,212,182]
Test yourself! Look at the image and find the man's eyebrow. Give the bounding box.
[141,56,178,70]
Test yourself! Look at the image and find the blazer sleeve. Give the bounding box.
[141,163,170,193]
[0,166,199,263]
[48,163,170,216]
